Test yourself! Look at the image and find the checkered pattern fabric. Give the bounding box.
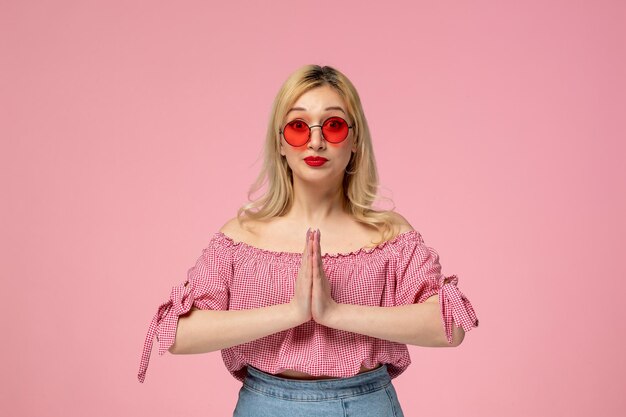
[137,230,479,383]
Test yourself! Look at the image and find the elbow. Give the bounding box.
[168,341,180,354]
[168,330,185,353]
[168,328,192,354]
[168,325,187,354]
[444,325,465,347]
[168,308,196,354]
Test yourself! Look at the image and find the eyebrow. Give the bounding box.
[287,106,346,115]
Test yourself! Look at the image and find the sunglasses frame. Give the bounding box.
[279,116,354,147]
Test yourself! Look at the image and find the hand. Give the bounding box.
[311,229,338,326]
[288,228,313,324]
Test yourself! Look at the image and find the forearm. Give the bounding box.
[169,303,302,354]
[326,300,465,347]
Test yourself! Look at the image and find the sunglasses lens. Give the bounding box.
[283,120,309,146]
[322,117,349,143]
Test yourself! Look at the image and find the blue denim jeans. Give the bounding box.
[232,364,405,417]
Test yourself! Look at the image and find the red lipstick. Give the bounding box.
[304,156,328,167]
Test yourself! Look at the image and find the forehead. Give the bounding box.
[290,85,347,112]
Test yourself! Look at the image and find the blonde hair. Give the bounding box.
[237,64,399,245]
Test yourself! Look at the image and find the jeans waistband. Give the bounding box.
[243,365,391,401]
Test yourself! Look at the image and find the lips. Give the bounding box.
[304,156,328,166]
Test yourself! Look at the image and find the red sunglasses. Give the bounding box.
[280,116,353,147]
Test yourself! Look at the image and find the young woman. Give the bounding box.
[137,64,479,416]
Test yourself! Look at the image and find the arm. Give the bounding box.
[323,294,465,347]
[170,228,315,355]
[310,228,471,348]
[138,230,314,383]
[170,303,304,354]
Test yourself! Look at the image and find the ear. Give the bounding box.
[280,142,286,156]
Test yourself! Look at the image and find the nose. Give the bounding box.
[307,125,326,150]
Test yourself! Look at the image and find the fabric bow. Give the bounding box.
[137,281,194,383]
[437,275,479,344]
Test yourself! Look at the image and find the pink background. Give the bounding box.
[2,1,625,416]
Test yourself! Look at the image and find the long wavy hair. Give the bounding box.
[237,64,399,245]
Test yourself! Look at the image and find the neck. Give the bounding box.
[285,176,348,227]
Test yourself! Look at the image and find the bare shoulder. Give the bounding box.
[387,211,415,234]
[218,216,259,242]
[218,217,239,235]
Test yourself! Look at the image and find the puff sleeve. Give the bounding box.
[137,236,232,383]
[394,232,479,345]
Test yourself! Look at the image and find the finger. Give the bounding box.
[313,229,320,278]
[317,229,323,268]
[302,228,310,265]
[314,229,321,270]
[309,229,314,277]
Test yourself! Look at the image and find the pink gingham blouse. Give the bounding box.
[137,229,479,383]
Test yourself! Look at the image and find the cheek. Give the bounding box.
[281,139,305,155]
[328,142,353,158]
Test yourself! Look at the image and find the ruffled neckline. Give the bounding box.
[213,229,420,261]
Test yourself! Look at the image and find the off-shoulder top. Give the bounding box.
[137,230,479,383]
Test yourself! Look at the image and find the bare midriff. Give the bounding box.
[275,363,382,380]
